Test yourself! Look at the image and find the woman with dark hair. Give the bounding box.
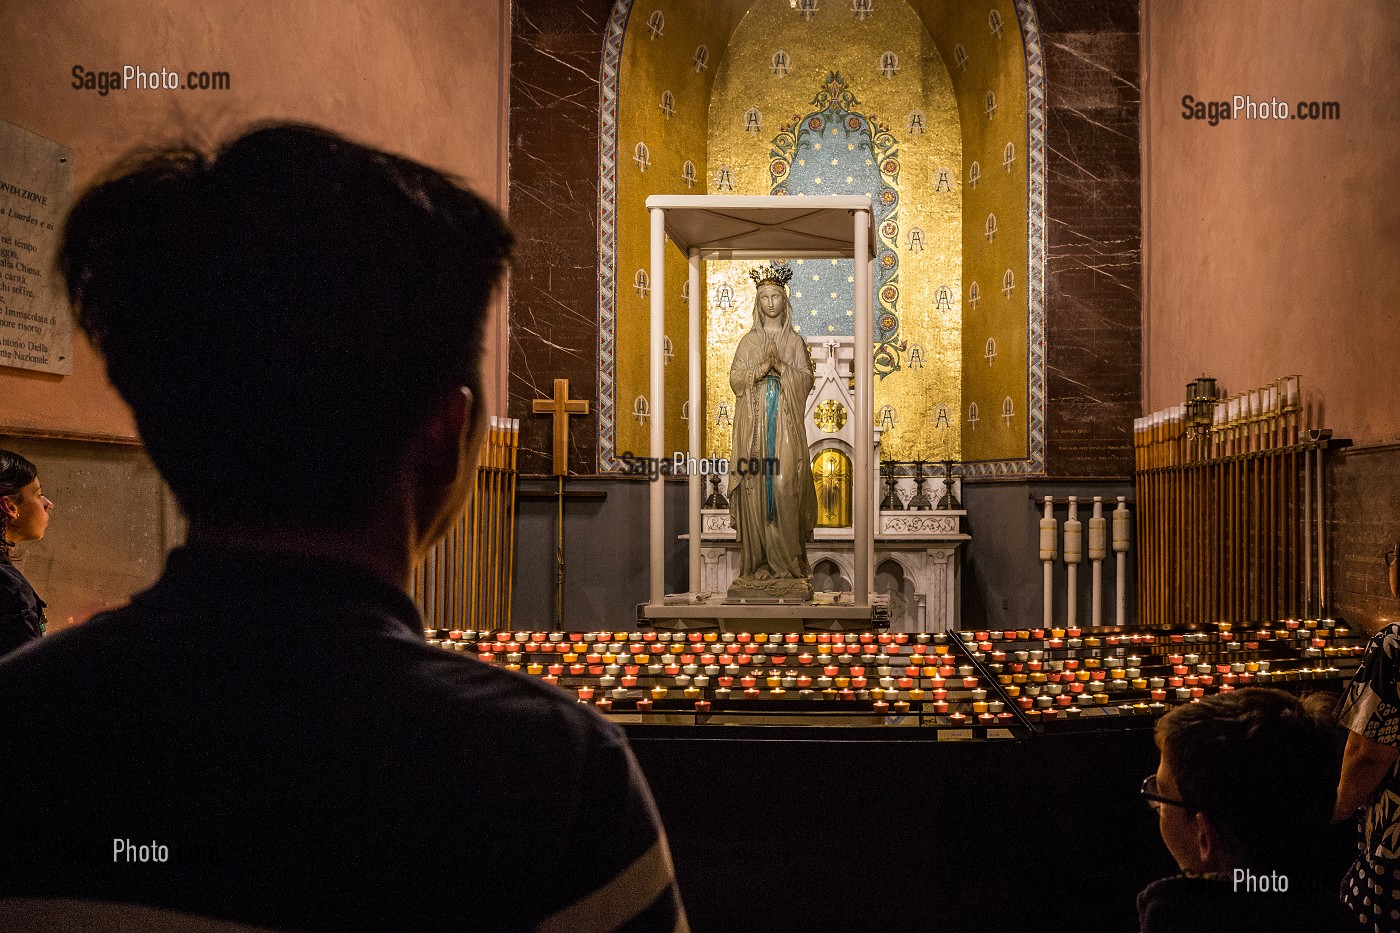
[0,450,52,658]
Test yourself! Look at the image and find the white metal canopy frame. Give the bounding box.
[644,194,877,612]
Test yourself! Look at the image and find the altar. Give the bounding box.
[694,335,968,631]
[638,195,970,632]
[696,509,967,633]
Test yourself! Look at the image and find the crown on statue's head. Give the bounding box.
[748,263,794,289]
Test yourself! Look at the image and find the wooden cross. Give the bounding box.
[531,378,589,476]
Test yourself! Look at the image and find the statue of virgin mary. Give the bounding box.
[727,264,817,601]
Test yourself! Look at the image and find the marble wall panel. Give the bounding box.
[508,0,613,475]
[1329,445,1400,629]
[1038,0,1141,478]
[1034,0,1140,34]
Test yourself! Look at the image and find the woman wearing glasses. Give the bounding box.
[1137,688,1345,933]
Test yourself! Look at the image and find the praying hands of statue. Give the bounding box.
[762,341,781,378]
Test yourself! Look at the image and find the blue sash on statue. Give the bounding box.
[764,374,779,522]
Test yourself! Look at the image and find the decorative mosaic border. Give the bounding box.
[596,0,632,473]
[1024,0,1048,476]
[596,0,1047,477]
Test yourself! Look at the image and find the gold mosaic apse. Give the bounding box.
[705,0,961,463]
[910,0,1030,462]
[610,0,1031,469]
[614,2,745,462]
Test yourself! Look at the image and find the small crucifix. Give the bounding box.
[531,378,590,629]
[532,378,589,475]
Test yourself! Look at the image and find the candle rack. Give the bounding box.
[429,618,1365,736]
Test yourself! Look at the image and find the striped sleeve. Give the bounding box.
[535,727,687,933]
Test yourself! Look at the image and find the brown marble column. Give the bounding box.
[508,0,613,476]
[1037,0,1142,478]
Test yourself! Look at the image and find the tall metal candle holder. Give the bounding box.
[907,461,933,511]
[880,461,904,511]
[936,460,961,510]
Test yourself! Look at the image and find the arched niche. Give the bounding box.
[598,0,1045,476]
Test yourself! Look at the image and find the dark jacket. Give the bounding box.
[0,545,685,933]
[1138,874,1348,933]
[0,553,44,658]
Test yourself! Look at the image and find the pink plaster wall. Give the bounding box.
[0,0,510,438]
[1143,0,1400,448]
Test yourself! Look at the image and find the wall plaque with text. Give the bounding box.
[0,120,74,375]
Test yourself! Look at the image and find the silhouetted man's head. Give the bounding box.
[59,124,511,540]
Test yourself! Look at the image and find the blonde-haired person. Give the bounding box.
[0,450,52,658]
